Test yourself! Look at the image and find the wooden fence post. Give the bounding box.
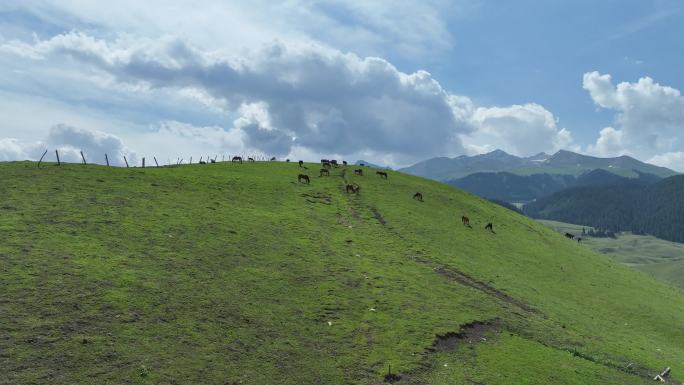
[154,157,159,167]
[80,151,87,165]
[124,156,129,168]
[55,150,61,166]
[105,153,110,166]
[37,149,48,168]
[142,157,145,168]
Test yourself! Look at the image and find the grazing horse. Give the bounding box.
[298,174,310,184]
[320,168,330,176]
[299,160,304,167]
[346,184,360,194]
[354,169,364,176]
[342,161,348,166]
[321,159,329,164]
[376,171,388,179]
[485,222,494,232]
[286,159,291,162]
[232,156,243,163]
[199,160,207,165]
[462,216,470,226]
[565,233,575,240]
[413,192,423,201]
[270,157,276,161]
[577,237,582,243]
[210,159,216,163]
[248,157,255,162]
[330,160,339,167]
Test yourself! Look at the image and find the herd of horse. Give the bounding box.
[225,157,588,239]
[294,159,497,233]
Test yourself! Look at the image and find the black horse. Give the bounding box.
[413,192,423,201]
[376,171,388,179]
[346,184,360,194]
[298,174,310,184]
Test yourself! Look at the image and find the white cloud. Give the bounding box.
[2,32,473,164]
[587,126,627,157]
[648,152,684,172]
[1,31,578,165]
[583,71,684,161]
[5,1,456,60]
[0,138,34,161]
[0,124,135,166]
[461,103,575,156]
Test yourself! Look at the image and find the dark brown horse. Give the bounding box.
[248,157,255,162]
[320,168,330,176]
[270,156,276,161]
[462,216,470,226]
[376,171,388,179]
[298,160,304,167]
[565,233,575,240]
[354,169,363,176]
[485,222,494,232]
[342,160,348,166]
[413,192,423,201]
[232,156,243,163]
[346,184,360,194]
[298,174,310,184]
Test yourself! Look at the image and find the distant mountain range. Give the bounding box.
[447,169,662,203]
[399,149,677,181]
[355,160,392,169]
[524,175,684,243]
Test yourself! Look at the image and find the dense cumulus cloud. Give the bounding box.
[1,32,573,165]
[583,71,684,169]
[465,103,575,156]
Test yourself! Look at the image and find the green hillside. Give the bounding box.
[538,220,684,289]
[2,161,684,385]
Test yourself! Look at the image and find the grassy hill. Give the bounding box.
[538,220,684,289]
[2,161,684,384]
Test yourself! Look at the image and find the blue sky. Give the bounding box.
[426,0,684,144]
[1,1,683,169]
